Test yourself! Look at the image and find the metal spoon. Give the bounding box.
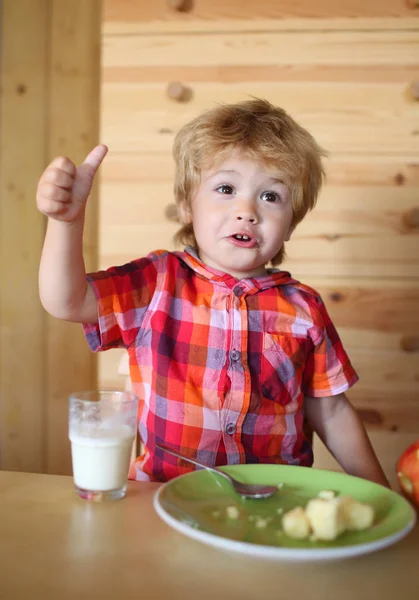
[156,443,279,499]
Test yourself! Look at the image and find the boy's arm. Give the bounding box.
[304,393,391,488]
[39,218,97,323]
[37,145,107,323]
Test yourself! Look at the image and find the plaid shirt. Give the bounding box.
[83,248,358,482]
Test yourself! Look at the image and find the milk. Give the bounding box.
[70,425,134,491]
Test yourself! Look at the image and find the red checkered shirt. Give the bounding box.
[83,248,358,482]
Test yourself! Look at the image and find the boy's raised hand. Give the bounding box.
[36,144,108,223]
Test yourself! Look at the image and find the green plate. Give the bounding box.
[153,464,416,561]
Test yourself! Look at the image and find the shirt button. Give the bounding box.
[226,423,236,435]
[233,286,244,297]
[230,350,240,361]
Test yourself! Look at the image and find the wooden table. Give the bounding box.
[0,472,418,599]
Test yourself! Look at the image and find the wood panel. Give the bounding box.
[46,0,102,475]
[315,279,419,333]
[103,65,419,85]
[0,0,48,473]
[0,0,102,475]
[100,0,419,436]
[100,153,419,186]
[105,0,419,21]
[283,240,418,279]
[103,0,419,33]
[103,30,419,67]
[101,82,419,156]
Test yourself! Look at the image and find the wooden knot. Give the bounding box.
[329,292,344,303]
[167,0,193,12]
[167,81,190,103]
[325,233,340,242]
[406,0,419,9]
[165,203,180,222]
[410,81,419,100]
[403,207,419,229]
[400,335,419,352]
[394,172,406,186]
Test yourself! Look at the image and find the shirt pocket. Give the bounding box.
[261,333,311,406]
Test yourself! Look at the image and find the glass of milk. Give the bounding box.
[69,390,138,501]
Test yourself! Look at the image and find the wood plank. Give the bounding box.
[103,65,419,84]
[102,30,419,67]
[103,18,419,35]
[311,279,419,334]
[0,0,48,472]
[283,236,419,278]
[103,0,419,33]
[100,153,419,186]
[347,353,419,433]
[295,187,418,238]
[101,82,419,155]
[46,0,102,475]
[104,0,419,22]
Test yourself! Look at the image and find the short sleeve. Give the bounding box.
[303,295,359,397]
[82,256,158,352]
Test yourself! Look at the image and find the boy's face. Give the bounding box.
[182,154,294,279]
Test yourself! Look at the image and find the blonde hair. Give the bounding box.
[172,98,326,265]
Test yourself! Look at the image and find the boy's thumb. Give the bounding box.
[80,144,108,175]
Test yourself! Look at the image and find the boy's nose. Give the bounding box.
[234,200,258,224]
[236,213,257,223]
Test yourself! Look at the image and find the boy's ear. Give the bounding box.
[179,202,193,224]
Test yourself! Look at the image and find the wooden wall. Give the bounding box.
[100,0,419,436]
[0,0,102,474]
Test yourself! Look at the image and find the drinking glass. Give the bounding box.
[69,390,138,501]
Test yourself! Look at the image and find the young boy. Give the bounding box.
[37,98,389,486]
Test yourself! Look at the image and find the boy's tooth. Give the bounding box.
[233,234,251,241]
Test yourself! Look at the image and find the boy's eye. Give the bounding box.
[261,191,280,203]
[216,184,234,195]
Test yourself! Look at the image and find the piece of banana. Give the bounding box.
[337,495,374,531]
[281,492,375,541]
[282,506,311,540]
[305,497,347,541]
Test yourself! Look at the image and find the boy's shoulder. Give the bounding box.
[132,249,184,268]
[282,275,323,304]
[140,249,171,262]
[105,250,186,279]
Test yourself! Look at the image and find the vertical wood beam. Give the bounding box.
[0,0,49,472]
[0,0,102,474]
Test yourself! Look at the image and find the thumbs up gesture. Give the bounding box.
[36,144,108,223]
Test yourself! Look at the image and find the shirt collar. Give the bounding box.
[173,246,297,292]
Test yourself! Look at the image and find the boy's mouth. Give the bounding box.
[228,232,258,248]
